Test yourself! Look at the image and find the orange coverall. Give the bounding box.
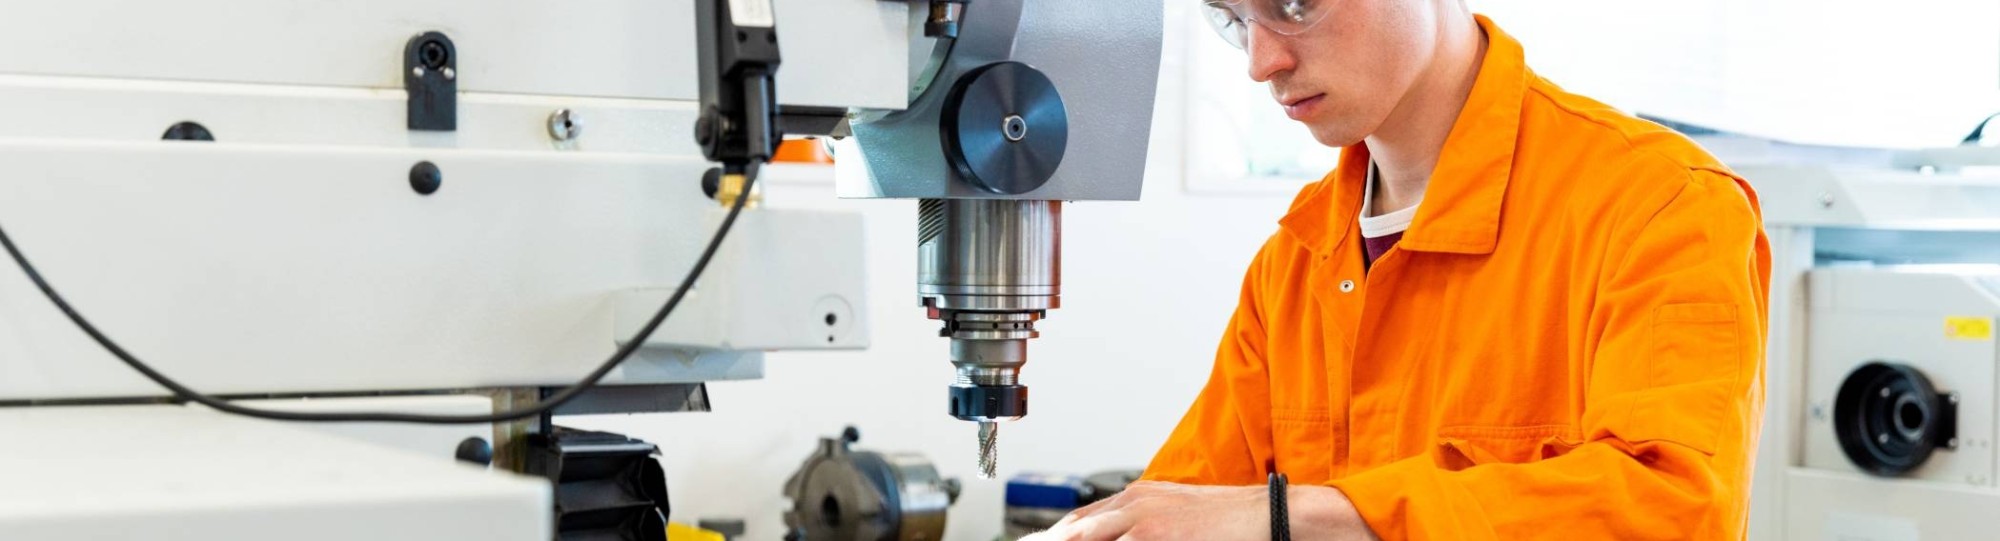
[1143,16,1771,540]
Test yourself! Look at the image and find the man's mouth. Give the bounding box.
[1281,93,1325,120]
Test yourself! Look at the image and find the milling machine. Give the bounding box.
[0,0,1162,538]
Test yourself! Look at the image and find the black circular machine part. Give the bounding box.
[940,61,1069,195]
[1832,362,1957,477]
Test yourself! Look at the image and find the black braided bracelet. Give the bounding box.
[1269,472,1291,541]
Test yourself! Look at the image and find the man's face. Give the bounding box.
[1242,0,1437,147]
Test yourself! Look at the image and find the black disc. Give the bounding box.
[941,61,1068,195]
[1833,362,1954,476]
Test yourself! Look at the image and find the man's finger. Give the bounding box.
[1053,482,1150,528]
[1062,509,1137,541]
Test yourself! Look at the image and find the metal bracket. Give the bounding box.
[874,0,968,38]
[777,105,849,137]
[544,383,712,416]
[403,31,457,131]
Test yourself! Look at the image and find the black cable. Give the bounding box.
[1966,112,2000,146]
[0,172,757,424]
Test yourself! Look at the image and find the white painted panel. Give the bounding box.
[0,0,911,109]
[0,405,550,541]
[230,394,498,460]
[1784,468,2000,541]
[0,74,703,153]
[0,140,861,399]
[617,207,871,352]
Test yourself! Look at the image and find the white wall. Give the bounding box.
[564,3,1298,540]
[1473,0,2000,148]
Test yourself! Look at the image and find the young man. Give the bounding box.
[1028,1,1769,539]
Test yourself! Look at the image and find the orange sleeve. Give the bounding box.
[1332,170,1771,540]
[1140,237,1279,486]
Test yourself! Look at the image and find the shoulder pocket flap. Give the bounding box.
[1635,302,1745,455]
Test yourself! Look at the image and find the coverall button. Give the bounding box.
[1339,280,1355,293]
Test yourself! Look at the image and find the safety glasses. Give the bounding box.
[1200,0,1333,50]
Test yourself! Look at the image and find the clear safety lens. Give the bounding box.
[1201,0,1332,50]
[1201,2,1250,49]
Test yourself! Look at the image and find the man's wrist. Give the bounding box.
[1287,485,1378,540]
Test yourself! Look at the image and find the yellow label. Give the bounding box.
[666,523,725,541]
[1946,316,1994,341]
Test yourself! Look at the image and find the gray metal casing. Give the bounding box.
[838,0,1163,201]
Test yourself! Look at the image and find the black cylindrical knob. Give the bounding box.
[409,161,443,195]
[454,436,493,466]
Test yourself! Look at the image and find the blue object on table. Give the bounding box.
[1005,472,1088,509]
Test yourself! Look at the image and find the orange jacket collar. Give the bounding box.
[1279,15,1527,257]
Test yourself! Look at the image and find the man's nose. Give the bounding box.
[1246,23,1294,83]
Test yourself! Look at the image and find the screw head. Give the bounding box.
[161,121,215,142]
[547,109,582,141]
[1819,192,1836,209]
[1001,114,1028,142]
[442,67,456,80]
[411,66,425,78]
[409,161,442,195]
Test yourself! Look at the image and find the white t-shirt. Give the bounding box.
[1359,164,1422,238]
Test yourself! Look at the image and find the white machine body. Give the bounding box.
[1737,141,2000,541]
[1777,268,2000,540]
[0,1,910,538]
[1801,269,1998,486]
[0,0,908,401]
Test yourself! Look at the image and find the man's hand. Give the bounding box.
[1021,480,1380,541]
